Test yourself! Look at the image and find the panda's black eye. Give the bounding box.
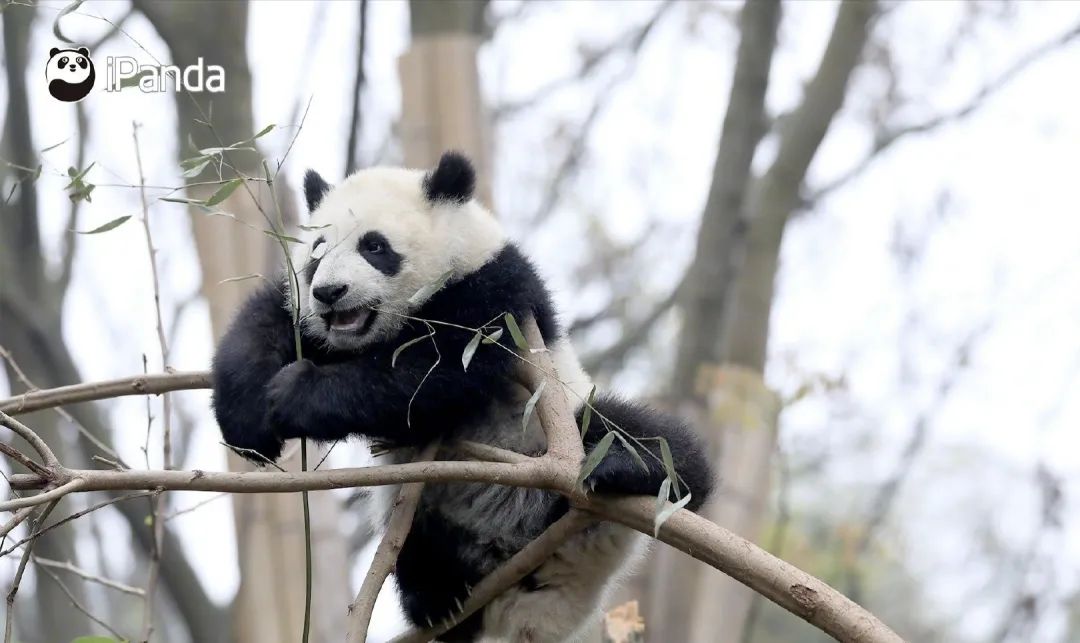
[77,57,87,68]
[365,239,385,254]
[59,57,69,67]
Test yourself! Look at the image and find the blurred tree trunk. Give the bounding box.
[0,10,89,641]
[1,5,229,641]
[648,2,879,642]
[132,2,347,641]
[401,0,492,204]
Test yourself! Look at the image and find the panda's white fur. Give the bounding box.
[294,168,506,352]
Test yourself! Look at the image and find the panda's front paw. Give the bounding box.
[267,359,318,438]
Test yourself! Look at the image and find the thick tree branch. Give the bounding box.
[0,371,211,416]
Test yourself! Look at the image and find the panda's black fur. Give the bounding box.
[211,152,713,642]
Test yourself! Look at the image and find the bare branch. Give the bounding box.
[33,556,145,597]
[522,319,584,464]
[810,19,1080,202]
[4,500,60,643]
[345,441,440,642]
[392,509,595,643]
[36,562,128,640]
[0,411,60,468]
[1,491,158,557]
[0,371,211,416]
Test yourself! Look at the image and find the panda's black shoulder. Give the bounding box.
[418,242,559,341]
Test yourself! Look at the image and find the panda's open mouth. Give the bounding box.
[323,306,377,335]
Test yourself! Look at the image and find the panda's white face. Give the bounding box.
[293,167,506,351]
[46,50,93,84]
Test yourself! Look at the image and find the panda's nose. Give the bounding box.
[313,284,348,305]
[68,65,76,71]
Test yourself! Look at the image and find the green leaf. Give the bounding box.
[181,157,212,178]
[392,334,430,367]
[408,270,453,306]
[75,215,131,235]
[40,138,70,153]
[503,313,529,351]
[521,379,546,432]
[577,431,615,488]
[252,123,276,140]
[660,438,680,497]
[614,431,649,474]
[481,328,503,344]
[205,178,243,206]
[180,154,210,169]
[579,386,597,439]
[298,223,332,231]
[461,332,482,371]
[654,491,692,537]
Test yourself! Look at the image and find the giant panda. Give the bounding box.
[211,151,714,642]
[45,47,95,103]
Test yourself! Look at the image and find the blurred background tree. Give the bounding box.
[2,0,1080,641]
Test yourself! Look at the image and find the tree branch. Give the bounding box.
[345,441,440,642]
[0,371,211,416]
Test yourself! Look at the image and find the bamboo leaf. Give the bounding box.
[654,491,692,537]
[654,477,672,518]
[392,334,430,367]
[461,332,482,371]
[579,386,597,439]
[205,178,243,206]
[262,229,303,244]
[614,431,649,474]
[522,379,546,432]
[408,270,453,305]
[181,157,212,178]
[218,273,264,285]
[481,328,503,344]
[577,431,615,488]
[298,223,332,231]
[75,215,131,235]
[159,196,205,205]
[659,438,680,497]
[503,313,529,350]
[252,123,276,140]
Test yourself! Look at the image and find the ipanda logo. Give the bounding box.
[46,46,95,102]
[46,45,226,102]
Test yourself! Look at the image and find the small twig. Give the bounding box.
[345,440,441,642]
[36,563,128,640]
[0,507,35,541]
[0,490,157,557]
[0,441,51,478]
[33,555,145,597]
[4,500,60,643]
[163,492,227,522]
[391,509,595,643]
[134,120,171,643]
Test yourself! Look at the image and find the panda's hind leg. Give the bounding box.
[579,395,714,510]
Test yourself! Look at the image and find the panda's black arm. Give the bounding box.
[211,282,300,462]
[580,395,715,511]
[265,324,519,444]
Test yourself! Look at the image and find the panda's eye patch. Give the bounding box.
[58,57,69,67]
[358,231,402,276]
[312,236,326,250]
[77,57,87,68]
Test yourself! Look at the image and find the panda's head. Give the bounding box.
[294,151,505,351]
[45,47,95,102]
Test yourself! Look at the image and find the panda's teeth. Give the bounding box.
[328,308,370,332]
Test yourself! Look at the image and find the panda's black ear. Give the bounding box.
[423,151,475,205]
[77,47,89,57]
[303,170,331,212]
[50,48,61,57]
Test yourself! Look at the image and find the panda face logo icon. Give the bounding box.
[46,46,95,102]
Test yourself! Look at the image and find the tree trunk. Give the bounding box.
[132,2,348,641]
[652,2,879,642]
